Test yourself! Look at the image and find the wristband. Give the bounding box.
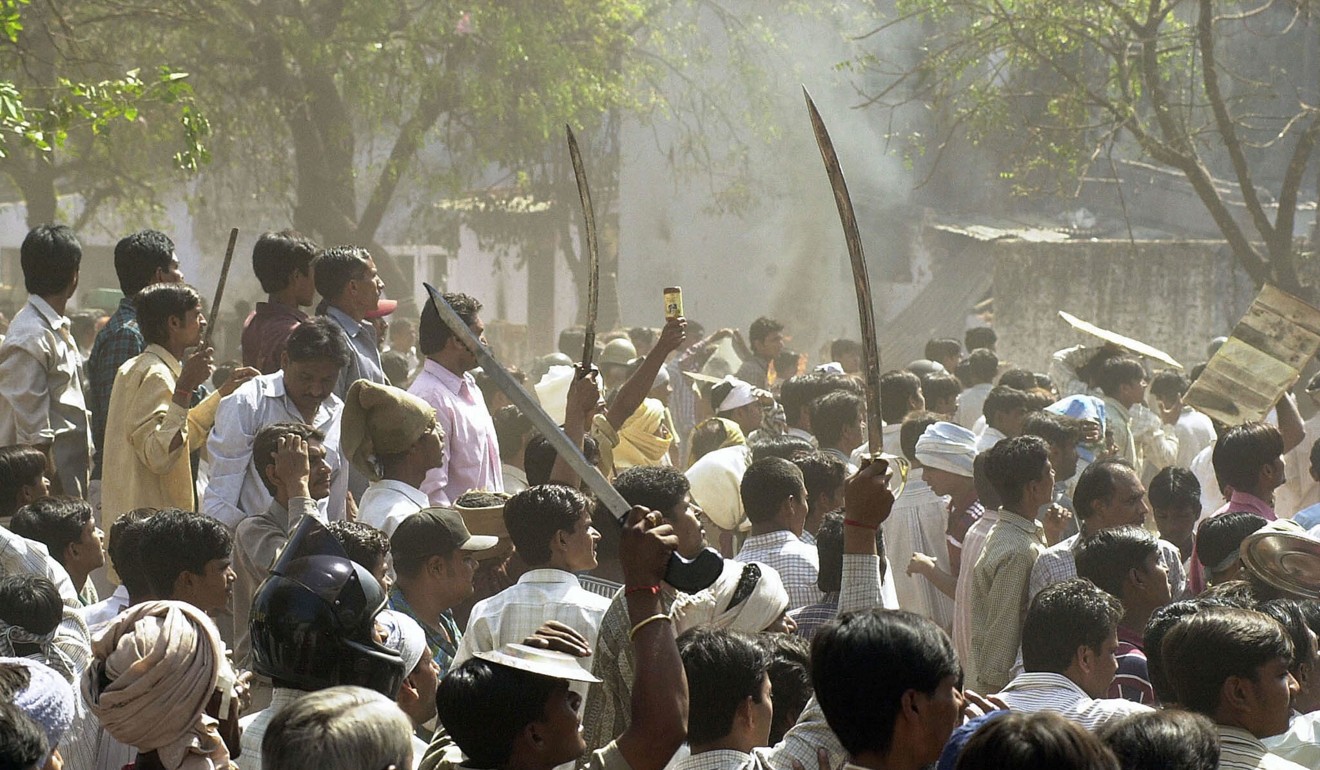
[629,614,672,641]
[844,518,878,531]
[624,584,660,597]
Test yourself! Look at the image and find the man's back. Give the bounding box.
[967,513,1045,694]
[735,530,822,611]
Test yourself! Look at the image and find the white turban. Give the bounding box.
[713,377,758,413]
[915,421,977,478]
[671,560,789,634]
[377,609,427,675]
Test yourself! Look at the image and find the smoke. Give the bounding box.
[617,0,930,360]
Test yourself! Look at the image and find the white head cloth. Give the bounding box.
[914,421,977,478]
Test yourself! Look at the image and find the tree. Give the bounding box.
[0,0,208,228]
[861,0,1320,295]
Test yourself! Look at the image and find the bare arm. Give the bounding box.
[1277,391,1305,453]
[549,366,603,487]
[606,318,686,430]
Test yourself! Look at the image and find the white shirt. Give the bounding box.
[1220,725,1309,770]
[1173,406,1217,469]
[1263,711,1320,768]
[881,470,954,629]
[453,568,611,702]
[952,509,1001,665]
[202,371,346,529]
[975,425,1007,453]
[956,383,992,429]
[80,584,130,630]
[239,687,304,770]
[409,359,503,507]
[995,672,1151,731]
[357,479,429,536]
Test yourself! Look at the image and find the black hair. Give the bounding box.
[973,452,1001,509]
[900,411,941,465]
[1200,579,1261,608]
[956,711,1119,770]
[1075,526,1160,600]
[312,245,373,303]
[252,422,326,495]
[1149,370,1190,402]
[503,485,590,566]
[114,229,176,296]
[688,419,735,467]
[137,508,233,598]
[879,370,922,425]
[435,658,565,769]
[252,229,318,294]
[523,433,600,487]
[816,513,845,593]
[284,316,353,367]
[925,338,962,363]
[830,338,862,362]
[678,628,770,745]
[779,373,839,428]
[760,632,812,745]
[1300,599,1320,640]
[1098,710,1219,770]
[1256,599,1315,676]
[134,282,202,347]
[20,224,81,297]
[983,435,1051,508]
[0,446,47,519]
[1021,411,1081,451]
[557,326,585,358]
[419,293,482,356]
[809,391,864,448]
[0,663,30,699]
[962,348,999,385]
[1310,438,1320,479]
[1148,466,1201,511]
[1212,422,1284,494]
[965,326,996,352]
[982,385,1028,423]
[920,372,962,411]
[1095,358,1147,398]
[10,496,92,567]
[492,406,535,463]
[1195,512,1267,572]
[0,702,48,770]
[1072,459,1136,522]
[613,465,690,520]
[812,609,960,757]
[791,451,846,515]
[326,520,392,574]
[108,508,157,600]
[0,574,62,637]
[749,317,784,347]
[1144,599,1221,705]
[997,368,1037,391]
[1163,606,1294,715]
[748,434,815,462]
[741,457,805,525]
[1021,578,1122,674]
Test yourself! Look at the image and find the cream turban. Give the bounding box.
[342,379,439,481]
[915,421,977,478]
[82,601,234,770]
[671,560,789,634]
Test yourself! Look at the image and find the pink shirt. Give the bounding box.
[408,359,503,506]
[1188,489,1276,594]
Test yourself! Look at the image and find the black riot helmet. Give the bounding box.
[250,515,404,697]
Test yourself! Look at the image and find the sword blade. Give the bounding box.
[203,227,239,349]
[803,87,884,455]
[567,125,600,369]
[422,283,629,517]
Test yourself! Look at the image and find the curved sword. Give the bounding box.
[567,124,600,370]
[803,87,885,455]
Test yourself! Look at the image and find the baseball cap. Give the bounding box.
[390,507,499,563]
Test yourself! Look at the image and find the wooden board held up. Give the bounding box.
[1184,285,1320,425]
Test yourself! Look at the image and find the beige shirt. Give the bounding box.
[101,344,221,528]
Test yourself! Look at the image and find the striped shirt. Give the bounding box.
[1217,725,1309,770]
[952,509,1001,665]
[995,672,1151,731]
[1029,532,1188,602]
[735,530,823,611]
[967,510,1046,695]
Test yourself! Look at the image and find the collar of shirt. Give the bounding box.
[27,295,69,332]
[370,478,429,506]
[1000,671,1088,699]
[265,498,291,531]
[675,749,756,770]
[1225,489,1277,520]
[1218,725,1270,758]
[326,305,368,339]
[741,530,802,549]
[997,508,1044,536]
[143,342,183,378]
[423,357,474,396]
[518,568,583,587]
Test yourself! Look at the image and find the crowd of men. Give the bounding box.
[1,221,1319,770]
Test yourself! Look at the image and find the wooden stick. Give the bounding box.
[203,227,239,349]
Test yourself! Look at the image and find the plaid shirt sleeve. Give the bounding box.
[87,320,144,468]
